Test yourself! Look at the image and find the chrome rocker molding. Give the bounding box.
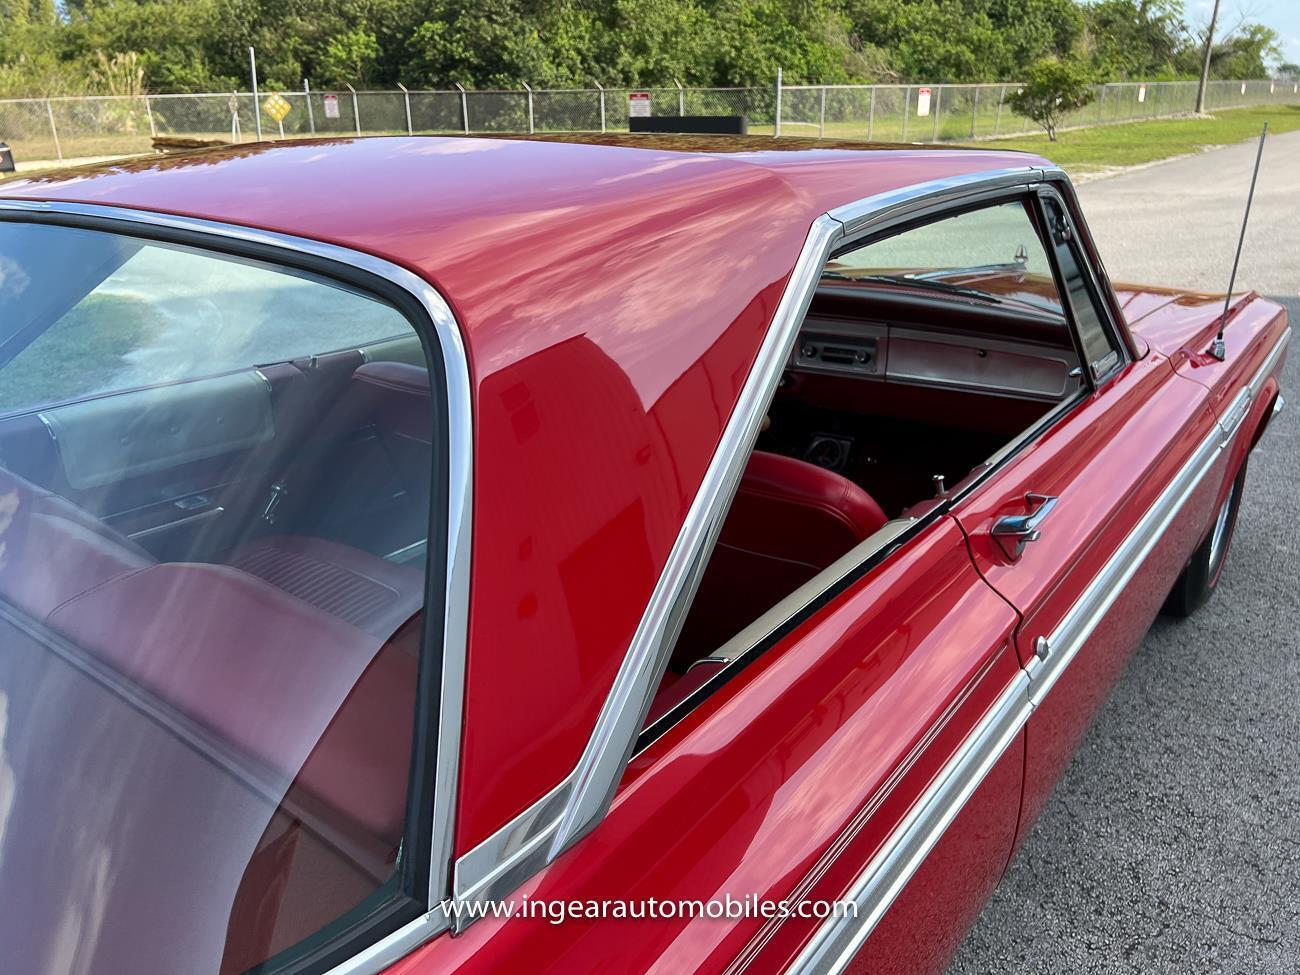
[787,325,1290,975]
[0,199,475,975]
[451,166,1048,923]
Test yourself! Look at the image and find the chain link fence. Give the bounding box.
[778,78,1299,141]
[1,77,1296,168]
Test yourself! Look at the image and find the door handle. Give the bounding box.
[991,492,1058,559]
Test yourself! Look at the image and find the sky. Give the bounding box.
[1186,0,1300,67]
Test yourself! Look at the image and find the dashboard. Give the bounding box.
[790,316,1081,402]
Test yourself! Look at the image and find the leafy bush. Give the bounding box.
[1007,57,1095,140]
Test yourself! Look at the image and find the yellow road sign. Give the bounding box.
[262,93,292,124]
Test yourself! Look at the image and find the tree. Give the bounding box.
[319,27,380,85]
[1082,0,1185,79]
[1007,57,1095,140]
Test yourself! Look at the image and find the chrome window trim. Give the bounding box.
[1035,171,1136,374]
[450,166,1051,924]
[786,324,1290,975]
[0,198,472,975]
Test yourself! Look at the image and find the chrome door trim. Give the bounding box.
[785,670,1033,975]
[0,198,473,974]
[450,167,1049,923]
[786,325,1290,975]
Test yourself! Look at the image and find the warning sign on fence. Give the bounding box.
[628,91,651,117]
[323,94,340,119]
[916,87,931,117]
[262,93,292,123]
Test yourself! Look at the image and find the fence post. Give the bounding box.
[867,86,876,140]
[675,79,684,116]
[144,94,156,139]
[455,83,469,134]
[595,82,606,133]
[902,85,910,141]
[249,47,263,140]
[230,91,241,142]
[45,98,63,160]
[818,86,826,138]
[773,68,783,137]
[993,85,1004,135]
[970,85,979,138]
[304,79,316,134]
[930,85,941,140]
[1096,85,1105,123]
[345,84,361,135]
[398,82,413,134]
[522,82,534,134]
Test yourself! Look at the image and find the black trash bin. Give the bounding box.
[0,142,14,174]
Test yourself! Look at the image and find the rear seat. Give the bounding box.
[0,465,153,620]
[228,534,424,640]
[0,462,418,847]
[0,360,437,845]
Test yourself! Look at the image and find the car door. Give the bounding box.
[948,185,1229,839]
[399,515,1026,975]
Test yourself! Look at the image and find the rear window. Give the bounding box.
[0,220,441,974]
[0,225,411,413]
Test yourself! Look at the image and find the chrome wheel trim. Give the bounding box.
[1208,478,1237,573]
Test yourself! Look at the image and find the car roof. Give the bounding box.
[0,135,1048,370]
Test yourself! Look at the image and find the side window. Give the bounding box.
[0,222,441,973]
[642,195,1091,737]
[1038,194,1120,379]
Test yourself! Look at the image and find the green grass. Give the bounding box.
[976,104,1300,175]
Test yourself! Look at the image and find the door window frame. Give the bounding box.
[1030,184,1128,385]
[639,183,1101,747]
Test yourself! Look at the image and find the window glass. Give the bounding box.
[0,221,438,975]
[826,200,1064,315]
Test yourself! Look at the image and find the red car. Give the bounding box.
[0,135,1287,975]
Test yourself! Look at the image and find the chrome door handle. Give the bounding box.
[991,492,1058,558]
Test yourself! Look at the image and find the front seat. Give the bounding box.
[670,450,887,669]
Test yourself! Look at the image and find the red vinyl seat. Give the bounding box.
[0,463,419,847]
[670,450,887,669]
[227,534,424,640]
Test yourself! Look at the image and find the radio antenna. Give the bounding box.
[1213,122,1268,361]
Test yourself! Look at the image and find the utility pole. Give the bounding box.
[1196,0,1221,115]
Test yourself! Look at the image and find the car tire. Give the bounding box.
[1164,460,1247,618]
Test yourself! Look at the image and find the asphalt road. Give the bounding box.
[950,132,1300,972]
